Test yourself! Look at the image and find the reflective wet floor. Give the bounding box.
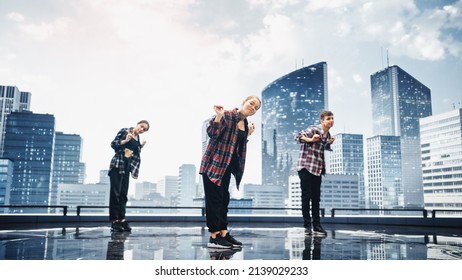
[0,222,461,260]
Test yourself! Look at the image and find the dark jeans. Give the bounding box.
[298,168,322,228]
[202,171,232,233]
[109,167,130,221]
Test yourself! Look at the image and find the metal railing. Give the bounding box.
[75,206,325,217]
[1,205,461,219]
[0,205,68,216]
[76,206,205,216]
[331,208,428,218]
[431,209,462,218]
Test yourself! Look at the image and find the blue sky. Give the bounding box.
[1,0,461,186]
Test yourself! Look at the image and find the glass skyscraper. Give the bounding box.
[370,65,432,207]
[178,163,196,208]
[0,85,31,151]
[366,135,403,208]
[50,132,86,207]
[261,61,328,188]
[0,158,13,209]
[2,111,55,212]
[328,133,365,207]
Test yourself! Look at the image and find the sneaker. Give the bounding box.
[208,248,239,260]
[304,228,312,235]
[223,232,242,247]
[111,221,124,232]
[312,224,327,235]
[120,221,132,232]
[207,235,233,249]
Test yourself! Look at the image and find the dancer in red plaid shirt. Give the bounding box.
[200,96,261,249]
[295,111,335,236]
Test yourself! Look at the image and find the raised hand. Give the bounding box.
[311,134,321,142]
[213,105,224,122]
[248,122,255,136]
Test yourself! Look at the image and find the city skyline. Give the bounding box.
[1,0,461,186]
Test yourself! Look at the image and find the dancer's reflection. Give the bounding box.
[303,236,325,260]
[208,248,241,260]
[106,232,130,260]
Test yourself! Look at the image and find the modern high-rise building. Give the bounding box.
[50,132,85,206]
[261,62,328,188]
[134,181,157,200]
[178,164,196,208]
[57,183,109,214]
[0,158,14,209]
[288,174,359,216]
[366,135,403,209]
[243,183,285,214]
[370,65,432,207]
[328,133,365,207]
[0,85,31,151]
[420,108,462,213]
[157,175,178,205]
[2,111,55,212]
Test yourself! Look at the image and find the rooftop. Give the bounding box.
[1,215,461,260]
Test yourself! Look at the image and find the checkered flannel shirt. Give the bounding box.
[109,128,142,179]
[294,124,331,176]
[200,108,248,188]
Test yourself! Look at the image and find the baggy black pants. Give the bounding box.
[298,168,322,228]
[109,167,130,221]
[202,170,232,233]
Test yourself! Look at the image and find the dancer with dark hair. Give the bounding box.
[108,120,150,232]
[295,111,335,236]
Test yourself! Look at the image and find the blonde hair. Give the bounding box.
[243,95,261,106]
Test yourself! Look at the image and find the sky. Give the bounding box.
[1,0,461,187]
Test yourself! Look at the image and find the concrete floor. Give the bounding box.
[0,221,461,260]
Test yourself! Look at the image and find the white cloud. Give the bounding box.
[7,12,24,22]
[305,0,352,12]
[352,73,363,84]
[249,0,300,10]
[1,0,461,184]
[328,68,344,89]
[18,17,71,42]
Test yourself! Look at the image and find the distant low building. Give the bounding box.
[57,183,109,215]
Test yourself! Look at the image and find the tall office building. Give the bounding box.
[57,183,109,214]
[288,174,359,216]
[366,135,403,208]
[157,175,179,206]
[420,108,462,213]
[370,65,432,207]
[328,133,365,207]
[0,158,14,209]
[0,85,31,151]
[243,183,285,214]
[134,181,157,200]
[178,164,196,208]
[262,62,328,188]
[2,111,55,212]
[50,132,85,206]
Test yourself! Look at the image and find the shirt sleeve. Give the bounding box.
[111,128,127,152]
[295,127,315,143]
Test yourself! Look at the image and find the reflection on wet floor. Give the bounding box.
[0,222,461,260]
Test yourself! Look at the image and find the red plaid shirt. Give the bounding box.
[200,108,248,188]
[295,125,331,176]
